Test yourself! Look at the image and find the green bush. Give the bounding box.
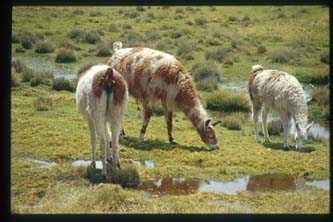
[269,49,299,64]
[96,42,111,57]
[12,33,20,43]
[109,23,120,32]
[293,68,329,85]
[195,17,207,25]
[320,53,329,64]
[21,68,35,82]
[52,77,75,92]
[191,63,220,91]
[55,48,76,63]
[34,40,54,53]
[11,68,20,87]
[257,45,267,54]
[221,112,246,130]
[206,90,251,113]
[311,87,329,107]
[21,32,39,49]
[267,120,283,136]
[33,96,53,111]
[30,72,54,87]
[205,47,231,63]
[84,31,101,44]
[67,29,85,40]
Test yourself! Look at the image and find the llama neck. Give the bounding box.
[291,92,308,128]
[183,101,208,130]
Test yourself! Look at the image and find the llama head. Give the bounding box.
[198,119,221,150]
[251,64,263,74]
[295,121,314,150]
[113,41,123,51]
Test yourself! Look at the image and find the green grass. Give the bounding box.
[11,6,329,214]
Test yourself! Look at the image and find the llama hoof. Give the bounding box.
[101,174,107,182]
[169,140,178,145]
[107,157,113,163]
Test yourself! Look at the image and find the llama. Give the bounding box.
[107,41,221,150]
[248,64,313,150]
[76,64,128,178]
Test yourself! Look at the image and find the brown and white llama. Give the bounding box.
[76,64,128,178]
[107,42,221,150]
[248,64,313,150]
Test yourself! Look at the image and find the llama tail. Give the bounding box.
[104,68,114,111]
[113,41,123,52]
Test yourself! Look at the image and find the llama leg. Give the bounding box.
[280,113,291,149]
[138,104,153,143]
[165,110,177,144]
[95,118,108,178]
[111,115,122,171]
[105,122,112,163]
[87,118,96,168]
[252,103,261,143]
[262,106,271,143]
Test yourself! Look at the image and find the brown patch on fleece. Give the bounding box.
[92,68,127,105]
[176,77,197,109]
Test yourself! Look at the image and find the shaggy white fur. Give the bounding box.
[76,64,128,177]
[248,64,313,150]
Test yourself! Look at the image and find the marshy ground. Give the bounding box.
[10,5,329,215]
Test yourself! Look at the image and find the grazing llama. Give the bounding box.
[107,41,221,150]
[248,64,313,150]
[76,64,128,178]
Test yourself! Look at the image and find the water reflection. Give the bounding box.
[138,173,329,196]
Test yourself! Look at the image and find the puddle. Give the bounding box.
[305,179,330,191]
[17,56,76,80]
[72,159,155,170]
[72,160,103,169]
[133,160,155,169]
[138,173,329,196]
[25,158,57,168]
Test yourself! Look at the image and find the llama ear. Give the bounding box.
[306,121,314,132]
[204,119,212,130]
[212,120,222,127]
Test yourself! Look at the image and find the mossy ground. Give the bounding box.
[11,6,329,214]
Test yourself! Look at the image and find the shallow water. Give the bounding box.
[18,56,76,80]
[138,173,330,196]
[25,158,57,168]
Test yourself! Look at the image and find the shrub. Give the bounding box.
[21,68,35,82]
[11,68,20,87]
[34,40,54,53]
[12,33,20,43]
[33,96,53,111]
[191,63,220,91]
[15,46,26,53]
[125,11,139,19]
[146,30,160,41]
[177,39,195,56]
[320,53,329,64]
[293,68,329,85]
[228,16,238,22]
[127,31,142,46]
[55,48,76,63]
[195,17,207,25]
[11,58,28,73]
[89,11,102,17]
[269,49,299,64]
[52,77,75,92]
[267,120,283,135]
[96,42,111,57]
[170,30,183,39]
[84,31,101,44]
[311,87,329,107]
[257,45,267,54]
[67,29,85,40]
[21,32,39,49]
[205,47,231,63]
[221,112,246,130]
[30,72,54,87]
[109,23,120,32]
[72,9,84,15]
[206,90,251,113]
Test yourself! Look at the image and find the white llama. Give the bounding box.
[76,64,128,178]
[248,64,313,150]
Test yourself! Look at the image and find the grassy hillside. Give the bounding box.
[11,6,329,214]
